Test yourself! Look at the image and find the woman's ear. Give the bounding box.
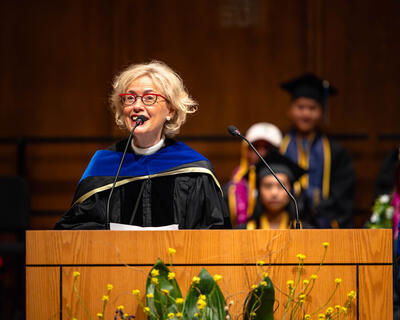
[168,106,176,119]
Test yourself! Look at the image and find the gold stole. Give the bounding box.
[280,133,331,201]
[247,211,289,230]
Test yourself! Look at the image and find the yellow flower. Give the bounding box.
[151,277,159,285]
[168,247,176,255]
[348,290,356,299]
[143,307,150,314]
[151,269,160,277]
[97,313,103,318]
[304,315,311,320]
[310,274,318,280]
[303,279,310,286]
[326,307,334,315]
[199,294,206,301]
[335,305,341,310]
[299,294,306,300]
[132,289,140,296]
[168,272,176,280]
[213,274,223,282]
[341,307,348,313]
[102,295,109,301]
[251,284,257,289]
[124,314,128,318]
[287,280,294,289]
[318,314,326,319]
[192,276,200,284]
[107,284,113,291]
[117,305,124,311]
[194,313,199,318]
[197,299,207,309]
[260,281,267,287]
[168,313,175,319]
[162,289,170,295]
[146,293,154,298]
[176,312,183,318]
[176,298,184,304]
[335,278,342,285]
[73,271,80,279]
[257,260,265,266]
[323,242,330,248]
[296,253,306,261]
[264,272,269,278]
[250,312,256,317]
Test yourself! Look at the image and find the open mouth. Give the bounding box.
[131,115,148,123]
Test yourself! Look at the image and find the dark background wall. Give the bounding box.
[1,0,399,229]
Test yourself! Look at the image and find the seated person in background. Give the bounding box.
[224,122,282,227]
[246,150,309,229]
[279,74,355,228]
[55,60,231,230]
[375,145,400,197]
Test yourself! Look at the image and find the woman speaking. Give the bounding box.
[55,61,231,230]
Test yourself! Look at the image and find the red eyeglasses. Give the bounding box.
[119,93,168,106]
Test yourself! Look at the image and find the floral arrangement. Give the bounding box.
[67,243,356,320]
[367,194,393,229]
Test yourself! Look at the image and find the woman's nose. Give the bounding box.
[133,101,145,112]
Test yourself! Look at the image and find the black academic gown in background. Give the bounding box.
[55,139,231,230]
[375,146,399,197]
[281,132,355,228]
[315,139,355,228]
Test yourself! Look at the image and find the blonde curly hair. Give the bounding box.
[110,60,198,137]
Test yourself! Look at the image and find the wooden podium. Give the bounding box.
[26,229,392,319]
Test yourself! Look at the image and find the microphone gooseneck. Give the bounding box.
[227,125,301,229]
[105,115,147,229]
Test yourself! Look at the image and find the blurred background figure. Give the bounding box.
[375,145,400,197]
[371,145,400,238]
[245,151,308,230]
[279,74,355,228]
[224,122,282,227]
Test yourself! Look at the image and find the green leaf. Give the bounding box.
[145,259,182,319]
[183,268,227,320]
[243,276,275,320]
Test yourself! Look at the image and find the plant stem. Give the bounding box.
[73,279,93,320]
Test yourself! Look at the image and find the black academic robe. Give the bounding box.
[375,146,399,197]
[55,139,231,230]
[314,139,355,228]
[281,132,355,228]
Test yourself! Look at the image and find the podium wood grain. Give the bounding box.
[26,229,392,319]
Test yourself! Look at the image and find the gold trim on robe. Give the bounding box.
[73,167,222,206]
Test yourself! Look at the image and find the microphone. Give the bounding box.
[105,115,147,229]
[228,125,301,229]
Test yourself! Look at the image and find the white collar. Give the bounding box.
[131,136,165,155]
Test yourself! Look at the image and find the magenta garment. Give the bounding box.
[229,167,250,225]
[393,192,400,239]
[235,178,249,225]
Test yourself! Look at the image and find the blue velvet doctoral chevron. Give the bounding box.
[80,141,209,182]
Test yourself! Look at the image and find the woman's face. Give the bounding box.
[123,75,175,147]
[259,173,290,213]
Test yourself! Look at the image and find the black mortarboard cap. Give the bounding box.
[256,150,307,184]
[280,73,337,106]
